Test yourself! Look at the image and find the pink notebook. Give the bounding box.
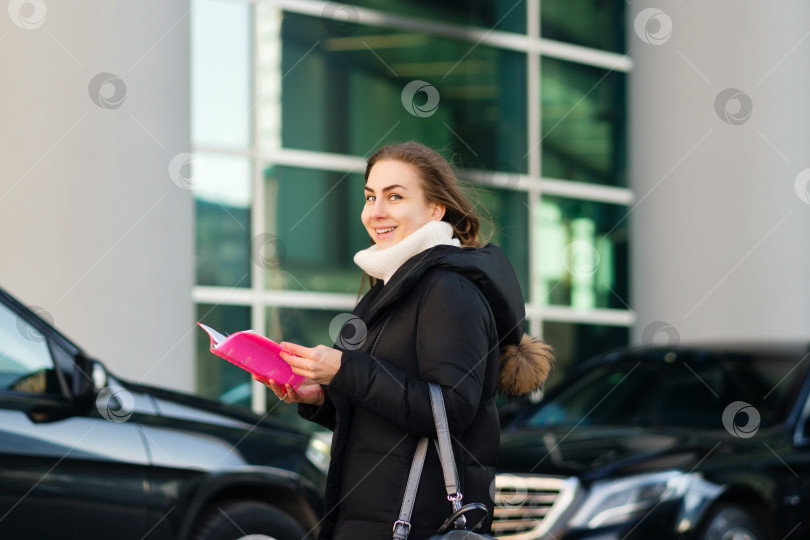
[197,322,306,390]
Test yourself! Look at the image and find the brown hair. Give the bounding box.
[358,141,483,293]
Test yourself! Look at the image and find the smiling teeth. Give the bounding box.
[376,227,396,234]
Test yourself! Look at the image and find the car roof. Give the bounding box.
[577,341,810,377]
[599,341,810,360]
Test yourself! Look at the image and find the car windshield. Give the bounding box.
[523,349,809,429]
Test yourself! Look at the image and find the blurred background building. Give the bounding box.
[190,0,631,418]
[2,0,808,421]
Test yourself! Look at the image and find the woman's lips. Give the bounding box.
[375,226,397,239]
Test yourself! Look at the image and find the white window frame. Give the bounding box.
[192,0,635,412]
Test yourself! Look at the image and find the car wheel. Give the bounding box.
[192,500,307,540]
[700,504,766,540]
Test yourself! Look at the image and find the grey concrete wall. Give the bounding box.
[629,1,810,344]
[0,1,194,391]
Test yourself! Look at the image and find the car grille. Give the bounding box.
[491,475,578,539]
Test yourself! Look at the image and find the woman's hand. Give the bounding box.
[280,342,343,385]
[256,377,325,406]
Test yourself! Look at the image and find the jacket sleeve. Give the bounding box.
[327,272,493,437]
[297,387,337,431]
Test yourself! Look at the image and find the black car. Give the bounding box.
[491,343,810,540]
[0,285,328,540]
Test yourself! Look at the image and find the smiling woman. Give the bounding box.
[361,160,444,250]
[256,141,554,540]
[363,142,484,249]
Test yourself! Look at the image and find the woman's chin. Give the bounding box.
[374,233,401,249]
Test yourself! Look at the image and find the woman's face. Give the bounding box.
[362,159,445,250]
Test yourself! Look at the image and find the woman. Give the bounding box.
[262,141,553,540]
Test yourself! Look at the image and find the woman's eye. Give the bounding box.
[389,194,402,201]
[365,195,376,203]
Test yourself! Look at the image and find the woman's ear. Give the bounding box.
[430,203,446,221]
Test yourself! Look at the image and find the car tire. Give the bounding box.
[192,500,307,540]
[700,504,766,540]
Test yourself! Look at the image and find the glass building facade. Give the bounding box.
[191,0,632,419]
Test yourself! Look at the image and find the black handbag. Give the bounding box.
[392,383,496,540]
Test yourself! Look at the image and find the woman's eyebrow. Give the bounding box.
[364,184,408,193]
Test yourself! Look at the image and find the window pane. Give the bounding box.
[342,0,526,34]
[194,153,252,288]
[191,0,252,148]
[542,321,629,389]
[0,303,60,395]
[541,0,626,53]
[264,166,368,294]
[464,184,529,301]
[273,12,528,173]
[541,57,627,187]
[264,307,347,432]
[196,304,252,407]
[533,196,628,309]
[264,166,529,296]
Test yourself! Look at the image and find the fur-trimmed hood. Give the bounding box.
[371,243,555,396]
[498,334,554,396]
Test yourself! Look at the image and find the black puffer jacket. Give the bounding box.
[299,244,553,540]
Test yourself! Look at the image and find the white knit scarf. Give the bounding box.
[354,220,461,284]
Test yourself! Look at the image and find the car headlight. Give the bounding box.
[569,471,691,529]
[305,431,332,475]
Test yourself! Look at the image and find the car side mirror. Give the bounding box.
[74,354,108,403]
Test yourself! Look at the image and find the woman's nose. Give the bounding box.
[370,200,388,218]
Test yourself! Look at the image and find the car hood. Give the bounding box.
[497,425,741,481]
[122,378,301,434]
[116,378,328,493]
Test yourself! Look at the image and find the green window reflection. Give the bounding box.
[533,196,628,309]
[195,153,252,288]
[272,11,528,173]
[541,0,626,53]
[191,0,252,148]
[264,165,529,297]
[541,57,627,187]
[264,166,368,294]
[340,0,526,34]
[196,304,252,408]
[542,321,629,389]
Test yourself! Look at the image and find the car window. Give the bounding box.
[0,302,62,396]
[524,350,807,430]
